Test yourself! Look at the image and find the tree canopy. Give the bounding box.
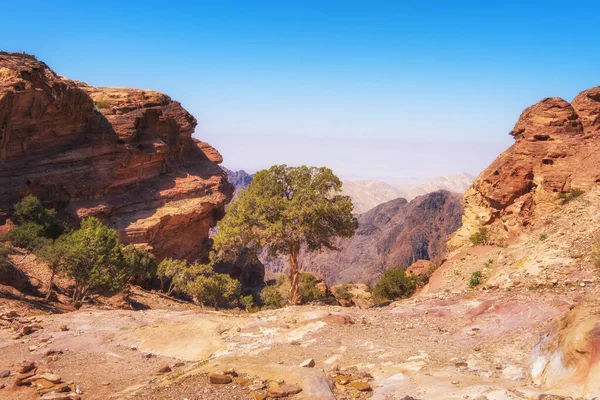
[213,165,357,304]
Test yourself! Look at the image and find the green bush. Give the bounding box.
[157,258,188,295]
[260,284,287,308]
[121,244,157,282]
[469,227,489,246]
[373,267,417,303]
[14,195,64,239]
[299,272,326,303]
[240,294,254,311]
[559,188,584,204]
[0,243,10,270]
[6,222,51,251]
[539,233,548,241]
[469,270,482,288]
[59,217,126,307]
[186,272,241,308]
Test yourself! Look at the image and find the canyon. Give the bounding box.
[1,53,600,400]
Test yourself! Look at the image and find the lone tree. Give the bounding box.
[213,165,357,305]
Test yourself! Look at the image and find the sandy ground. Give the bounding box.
[2,283,597,400]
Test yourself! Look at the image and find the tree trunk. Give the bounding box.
[45,271,55,302]
[288,242,301,305]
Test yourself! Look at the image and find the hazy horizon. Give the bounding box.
[3,1,598,183]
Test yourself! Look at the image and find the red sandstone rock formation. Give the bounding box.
[0,52,232,260]
[449,87,600,248]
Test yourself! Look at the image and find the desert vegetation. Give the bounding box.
[213,165,358,305]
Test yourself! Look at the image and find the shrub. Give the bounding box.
[469,227,489,246]
[157,258,188,295]
[0,243,10,270]
[14,195,64,239]
[299,272,326,303]
[260,284,287,308]
[121,244,157,282]
[559,188,584,204]
[6,222,51,251]
[373,267,417,303]
[240,294,254,311]
[469,271,482,288]
[186,272,241,308]
[539,233,548,241]
[59,217,125,307]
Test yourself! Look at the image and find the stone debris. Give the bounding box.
[208,372,233,384]
[299,358,315,368]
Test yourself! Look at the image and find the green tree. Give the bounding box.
[0,243,10,271]
[156,258,188,295]
[36,237,69,301]
[60,217,124,307]
[213,165,357,305]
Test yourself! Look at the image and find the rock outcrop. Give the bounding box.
[263,190,463,284]
[449,88,600,248]
[0,52,232,260]
[221,167,253,200]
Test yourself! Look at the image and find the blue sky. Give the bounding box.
[2,1,599,184]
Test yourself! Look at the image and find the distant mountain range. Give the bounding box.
[222,168,473,214]
[342,172,474,213]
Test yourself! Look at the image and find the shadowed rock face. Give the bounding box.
[0,52,233,260]
[449,87,600,248]
[263,190,463,284]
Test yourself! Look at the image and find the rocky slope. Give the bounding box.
[263,190,463,284]
[343,172,474,214]
[449,88,600,249]
[0,52,232,260]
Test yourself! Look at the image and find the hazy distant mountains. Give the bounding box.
[342,172,474,213]
[222,167,473,214]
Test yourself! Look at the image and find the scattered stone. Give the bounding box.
[350,381,372,391]
[248,383,266,391]
[17,361,36,374]
[299,358,315,368]
[156,366,171,374]
[0,370,10,378]
[33,378,55,390]
[101,381,110,386]
[59,325,69,332]
[208,372,232,384]
[338,298,355,307]
[253,393,266,400]
[267,382,287,398]
[142,353,154,359]
[281,383,302,395]
[0,383,4,390]
[224,368,238,377]
[41,373,62,384]
[28,345,38,352]
[451,380,459,385]
[172,361,185,368]
[455,362,468,368]
[234,377,251,386]
[20,325,33,335]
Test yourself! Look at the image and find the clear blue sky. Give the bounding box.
[2,1,599,184]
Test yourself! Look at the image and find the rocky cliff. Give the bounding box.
[263,190,463,284]
[0,52,233,260]
[449,87,600,248]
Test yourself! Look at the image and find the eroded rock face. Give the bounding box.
[0,52,232,260]
[449,88,600,248]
